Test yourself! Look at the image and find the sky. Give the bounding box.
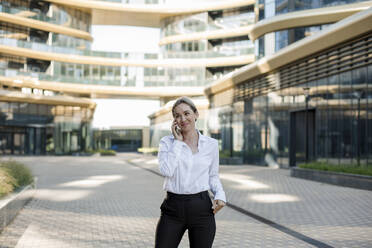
[91,25,160,53]
[91,25,161,129]
[92,98,160,129]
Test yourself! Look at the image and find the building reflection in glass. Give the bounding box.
[0,101,93,155]
[209,64,372,167]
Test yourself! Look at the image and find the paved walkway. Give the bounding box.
[0,153,371,247]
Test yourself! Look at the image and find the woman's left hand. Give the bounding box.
[213,200,226,214]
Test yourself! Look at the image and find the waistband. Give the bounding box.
[166,191,209,200]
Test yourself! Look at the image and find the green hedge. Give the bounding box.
[0,160,33,198]
[298,161,372,176]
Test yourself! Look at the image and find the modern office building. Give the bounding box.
[205,2,372,167]
[0,0,256,154]
[93,126,148,152]
[0,0,371,165]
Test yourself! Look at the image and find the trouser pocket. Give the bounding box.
[160,198,179,217]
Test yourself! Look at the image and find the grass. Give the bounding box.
[298,161,372,177]
[0,160,34,198]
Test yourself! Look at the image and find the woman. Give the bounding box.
[155,96,226,248]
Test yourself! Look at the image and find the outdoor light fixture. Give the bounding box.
[303,87,310,163]
[354,89,363,166]
[303,87,310,98]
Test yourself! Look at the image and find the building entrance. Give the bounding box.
[0,126,25,155]
[0,126,47,155]
[289,109,315,167]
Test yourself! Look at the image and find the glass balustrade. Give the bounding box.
[163,46,254,58]
[0,66,216,88]
[0,37,252,59]
[162,9,255,38]
[92,0,231,4]
[0,5,90,32]
[0,37,153,59]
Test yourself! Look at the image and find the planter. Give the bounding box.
[100,153,116,156]
[245,157,266,166]
[290,167,372,191]
[0,178,37,232]
[220,157,244,165]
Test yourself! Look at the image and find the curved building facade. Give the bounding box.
[2,0,370,161]
[0,0,96,155]
[0,0,256,154]
[205,5,372,167]
[254,1,371,58]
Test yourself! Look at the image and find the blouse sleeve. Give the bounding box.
[158,137,184,177]
[209,140,226,203]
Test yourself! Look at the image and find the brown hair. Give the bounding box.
[172,96,198,118]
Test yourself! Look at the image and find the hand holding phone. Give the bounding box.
[175,125,181,134]
[172,120,183,141]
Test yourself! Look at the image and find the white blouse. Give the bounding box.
[158,130,226,202]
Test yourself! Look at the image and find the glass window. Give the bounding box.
[367,64,372,164]
[84,64,90,78]
[100,66,106,80]
[76,64,83,78]
[0,103,10,113]
[92,66,99,80]
[30,104,38,115]
[10,102,19,114]
[275,30,288,51]
[67,64,74,77]
[56,106,64,116]
[38,104,48,116]
[61,64,66,75]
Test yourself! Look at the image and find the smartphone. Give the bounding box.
[175,123,181,134]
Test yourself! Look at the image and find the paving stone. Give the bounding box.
[0,154,370,247]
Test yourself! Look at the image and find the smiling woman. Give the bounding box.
[155,96,226,248]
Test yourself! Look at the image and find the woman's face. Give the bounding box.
[173,103,198,133]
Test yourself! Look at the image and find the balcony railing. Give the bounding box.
[0,37,253,59]
[0,5,90,32]
[0,67,217,88]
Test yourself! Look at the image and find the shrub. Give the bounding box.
[84,148,97,155]
[99,149,116,156]
[0,160,33,198]
[0,169,16,198]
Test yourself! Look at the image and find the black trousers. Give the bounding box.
[155,191,216,248]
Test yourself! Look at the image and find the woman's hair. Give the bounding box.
[172,96,198,117]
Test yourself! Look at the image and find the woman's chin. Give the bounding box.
[181,125,193,132]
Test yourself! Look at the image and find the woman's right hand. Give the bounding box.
[172,120,183,141]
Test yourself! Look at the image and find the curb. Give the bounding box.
[290,167,372,191]
[0,178,37,233]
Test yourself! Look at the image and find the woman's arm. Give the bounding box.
[158,137,184,177]
[209,140,226,203]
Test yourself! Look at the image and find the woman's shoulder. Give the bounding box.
[160,134,175,143]
[200,134,218,146]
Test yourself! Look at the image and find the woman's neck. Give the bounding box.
[182,129,198,143]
